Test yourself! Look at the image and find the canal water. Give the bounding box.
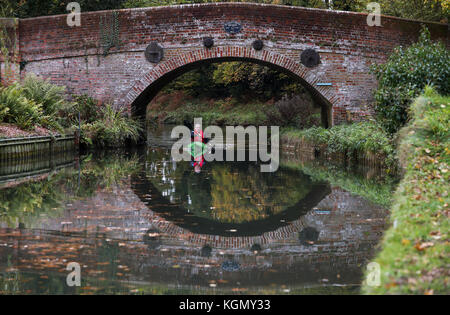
[0,125,395,294]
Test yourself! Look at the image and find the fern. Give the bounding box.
[0,84,63,132]
[21,74,66,116]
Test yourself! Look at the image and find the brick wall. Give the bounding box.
[12,3,449,125]
[0,18,20,85]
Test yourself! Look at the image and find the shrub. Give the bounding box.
[0,105,9,122]
[371,27,450,134]
[81,104,142,148]
[60,94,100,129]
[284,121,397,167]
[73,94,100,123]
[265,94,318,128]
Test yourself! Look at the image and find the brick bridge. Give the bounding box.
[2,3,448,125]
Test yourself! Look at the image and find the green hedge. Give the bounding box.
[371,27,450,134]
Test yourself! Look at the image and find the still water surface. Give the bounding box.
[0,126,394,294]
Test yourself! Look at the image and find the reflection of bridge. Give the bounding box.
[4,3,448,126]
[0,171,387,249]
[0,182,388,291]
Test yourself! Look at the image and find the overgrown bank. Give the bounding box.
[363,89,449,294]
[147,93,272,127]
[281,122,398,170]
[147,90,322,128]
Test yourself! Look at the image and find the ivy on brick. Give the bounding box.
[99,11,121,57]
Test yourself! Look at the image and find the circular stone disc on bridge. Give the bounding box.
[252,40,264,51]
[301,49,321,68]
[145,42,164,63]
[203,37,214,48]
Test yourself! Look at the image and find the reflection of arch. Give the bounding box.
[131,173,331,237]
[125,47,336,127]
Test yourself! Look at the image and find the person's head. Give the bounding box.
[194,165,201,173]
[194,124,201,132]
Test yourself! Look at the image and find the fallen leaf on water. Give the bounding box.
[414,242,434,251]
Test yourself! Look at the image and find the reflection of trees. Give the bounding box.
[0,255,21,295]
[145,149,313,224]
[0,152,141,228]
[77,153,140,195]
[0,170,72,227]
[209,165,311,223]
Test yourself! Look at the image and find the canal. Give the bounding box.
[0,125,396,294]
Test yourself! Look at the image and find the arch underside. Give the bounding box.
[127,49,336,128]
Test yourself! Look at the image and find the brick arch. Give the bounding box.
[125,47,336,127]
